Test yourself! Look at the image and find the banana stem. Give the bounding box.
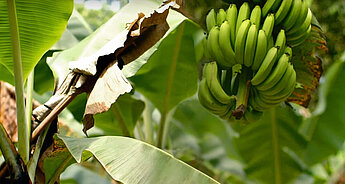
[7,0,29,164]
[232,66,251,119]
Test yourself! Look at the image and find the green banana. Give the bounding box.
[256,53,290,91]
[217,9,227,25]
[236,2,250,35]
[284,46,293,56]
[282,0,302,31]
[226,4,238,48]
[219,21,237,66]
[252,29,268,71]
[244,24,258,67]
[250,88,271,111]
[271,0,282,12]
[250,5,262,27]
[198,79,230,114]
[235,19,251,65]
[268,35,274,49]
[287,8,312,37]
[261,63,294,95]
[275,29,286,57]
[251,47,278,86]
[275,0,293,25]
[204,62,234,104]
[262,0,276,17]
[260,67,296,101]
[206,9,217,32]
[262,13,275,39]
[208,27,232,68]
[203,37,211,59]
[288,24,311,47]
[287,0,309,34]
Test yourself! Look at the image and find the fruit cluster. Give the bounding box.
[198,1,312,122]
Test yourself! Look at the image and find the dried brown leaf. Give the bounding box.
[287,25,327,107]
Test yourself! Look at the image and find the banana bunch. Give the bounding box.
[249,47,296,111]
[263,0,313,47]
[199,2,304,122]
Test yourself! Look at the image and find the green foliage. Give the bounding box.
[0,0,73,83]
[56,135,220,184]
[303,61,345,165]
[93,94,145,137]
[130,20,199,114]
[235,106,308,184]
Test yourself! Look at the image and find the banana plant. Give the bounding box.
[2,0,345,184]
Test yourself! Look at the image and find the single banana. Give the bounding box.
[244,24,258,67]
[282,0,302,31]
[251,47,278,86]
[256,53,290,91]
[288,24,311,47]
[262,0,276,17]
[217,9,227,25]
[262,14,275,39]
[261,63,294,95]
[250,5,262,27]
[235,19,251,65]
[219,21,237,66]
[208,27,232,68]
[275,0,293,25]
[275,29,286,58]
[204,62,234,104]
[206,9,217,32]
[252,29,268,71]
[236,2,250,35]
[226,4,238,48]
[287,0,309,34]
[287,8,312,37]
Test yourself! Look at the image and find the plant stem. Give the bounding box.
[7,0,29,164]
[136,121,145,141]
[27,126,49,183]
[25,70,34,141]
[0,123,27,182]
[143,97,154,144]
[232,66,251,120]
[156,108,175,149]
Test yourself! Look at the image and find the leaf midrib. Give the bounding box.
[270,108,281,184]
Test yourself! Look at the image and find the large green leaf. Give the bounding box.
[0,0,73,83]
[302,61,345,165]
[129,20,199,114]
[57,135,220,184]
[234,106,308,184]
